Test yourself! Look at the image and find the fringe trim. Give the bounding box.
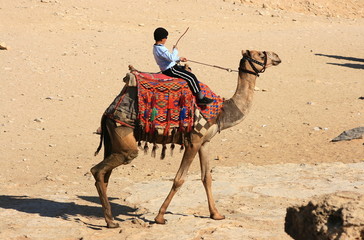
[135,125,192,159]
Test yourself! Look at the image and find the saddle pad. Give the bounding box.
[135,71,195,134]
[134,71,224,134]
[198,82,224,121]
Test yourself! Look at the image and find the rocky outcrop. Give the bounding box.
[285,192,364,240]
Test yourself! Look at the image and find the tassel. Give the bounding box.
[163,92,173,136]
[180,144,184,152]
[170,143,175,157]
[150,94,157,121]
[149,93,157,135]
[143,142,149,154]
[180,107,186,120]
[161,144,167,160]
[144,93,151,133]
[151,143,158,158]
[187,108,193,132]
[150,108,158,121]
[170,129,176,156]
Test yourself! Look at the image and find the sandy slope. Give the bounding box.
[0,0,363,239]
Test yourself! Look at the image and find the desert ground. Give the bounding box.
[1,0,363,239]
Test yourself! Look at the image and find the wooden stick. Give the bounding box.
[174,27,189,48]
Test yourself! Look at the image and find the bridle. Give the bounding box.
[238,50,267,77]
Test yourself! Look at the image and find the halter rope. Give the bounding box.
[188,50,267,76]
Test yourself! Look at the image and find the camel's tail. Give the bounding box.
[94,115,106,156]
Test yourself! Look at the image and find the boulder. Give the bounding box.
[285,192,364,240]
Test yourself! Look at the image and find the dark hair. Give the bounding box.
[154,27,168,41]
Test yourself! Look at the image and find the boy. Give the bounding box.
[153,27,213,105]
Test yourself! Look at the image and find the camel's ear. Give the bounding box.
[241,50,246,56]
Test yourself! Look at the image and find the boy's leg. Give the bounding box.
[163,65,213,105]
[165,65,201,94]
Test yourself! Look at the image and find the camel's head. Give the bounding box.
[240,50,281,76]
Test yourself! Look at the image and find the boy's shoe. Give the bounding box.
[197,96,214,105]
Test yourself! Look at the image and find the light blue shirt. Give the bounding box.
[153,44,180,71]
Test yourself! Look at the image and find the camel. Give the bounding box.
[91,50,281,228]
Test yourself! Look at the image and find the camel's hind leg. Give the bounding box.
[199,142,225,220]
[154,141,201,224]
[91,119,138,228]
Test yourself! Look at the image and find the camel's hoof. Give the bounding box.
[210,213,225,221]
[107,222,120,228]
[154,216,167,224]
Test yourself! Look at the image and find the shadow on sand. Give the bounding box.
[0,195,145,229]
[315,53,364,69]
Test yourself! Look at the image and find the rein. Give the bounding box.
[188,50,267,76]
[187,59,238,73]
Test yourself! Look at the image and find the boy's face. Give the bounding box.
[160,38,167,44]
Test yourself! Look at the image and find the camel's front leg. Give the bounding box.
[155,143,201,224]
[199,142,225,220]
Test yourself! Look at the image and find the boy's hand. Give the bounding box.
[180,57,187,62]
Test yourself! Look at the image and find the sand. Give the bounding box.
[1,0,363,239]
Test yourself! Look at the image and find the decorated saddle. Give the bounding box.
[104,69,223,143]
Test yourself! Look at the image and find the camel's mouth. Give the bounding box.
[272,59,282,66]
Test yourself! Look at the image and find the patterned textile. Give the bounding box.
[198,82,224,121]
[193,108,209,136]
[134,71,224,135]
[135,71,195,135]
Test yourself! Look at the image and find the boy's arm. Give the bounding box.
[159,47,180,62]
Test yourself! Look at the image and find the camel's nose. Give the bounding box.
[273,58,282,65]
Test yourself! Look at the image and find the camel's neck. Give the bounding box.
[217,71,257,130]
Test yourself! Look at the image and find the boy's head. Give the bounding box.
[154,27,168,41]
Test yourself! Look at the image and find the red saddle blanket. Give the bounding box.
[134,71,223,134]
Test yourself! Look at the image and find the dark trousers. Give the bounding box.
[162,65,201,95]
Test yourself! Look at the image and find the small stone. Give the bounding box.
[214,156,220,160]
[257,10,270,16]
[34,118,44,123]
[313,127,321,131]
[0,42,8,50]
[49,144,56,147]
[260,144,269,148]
